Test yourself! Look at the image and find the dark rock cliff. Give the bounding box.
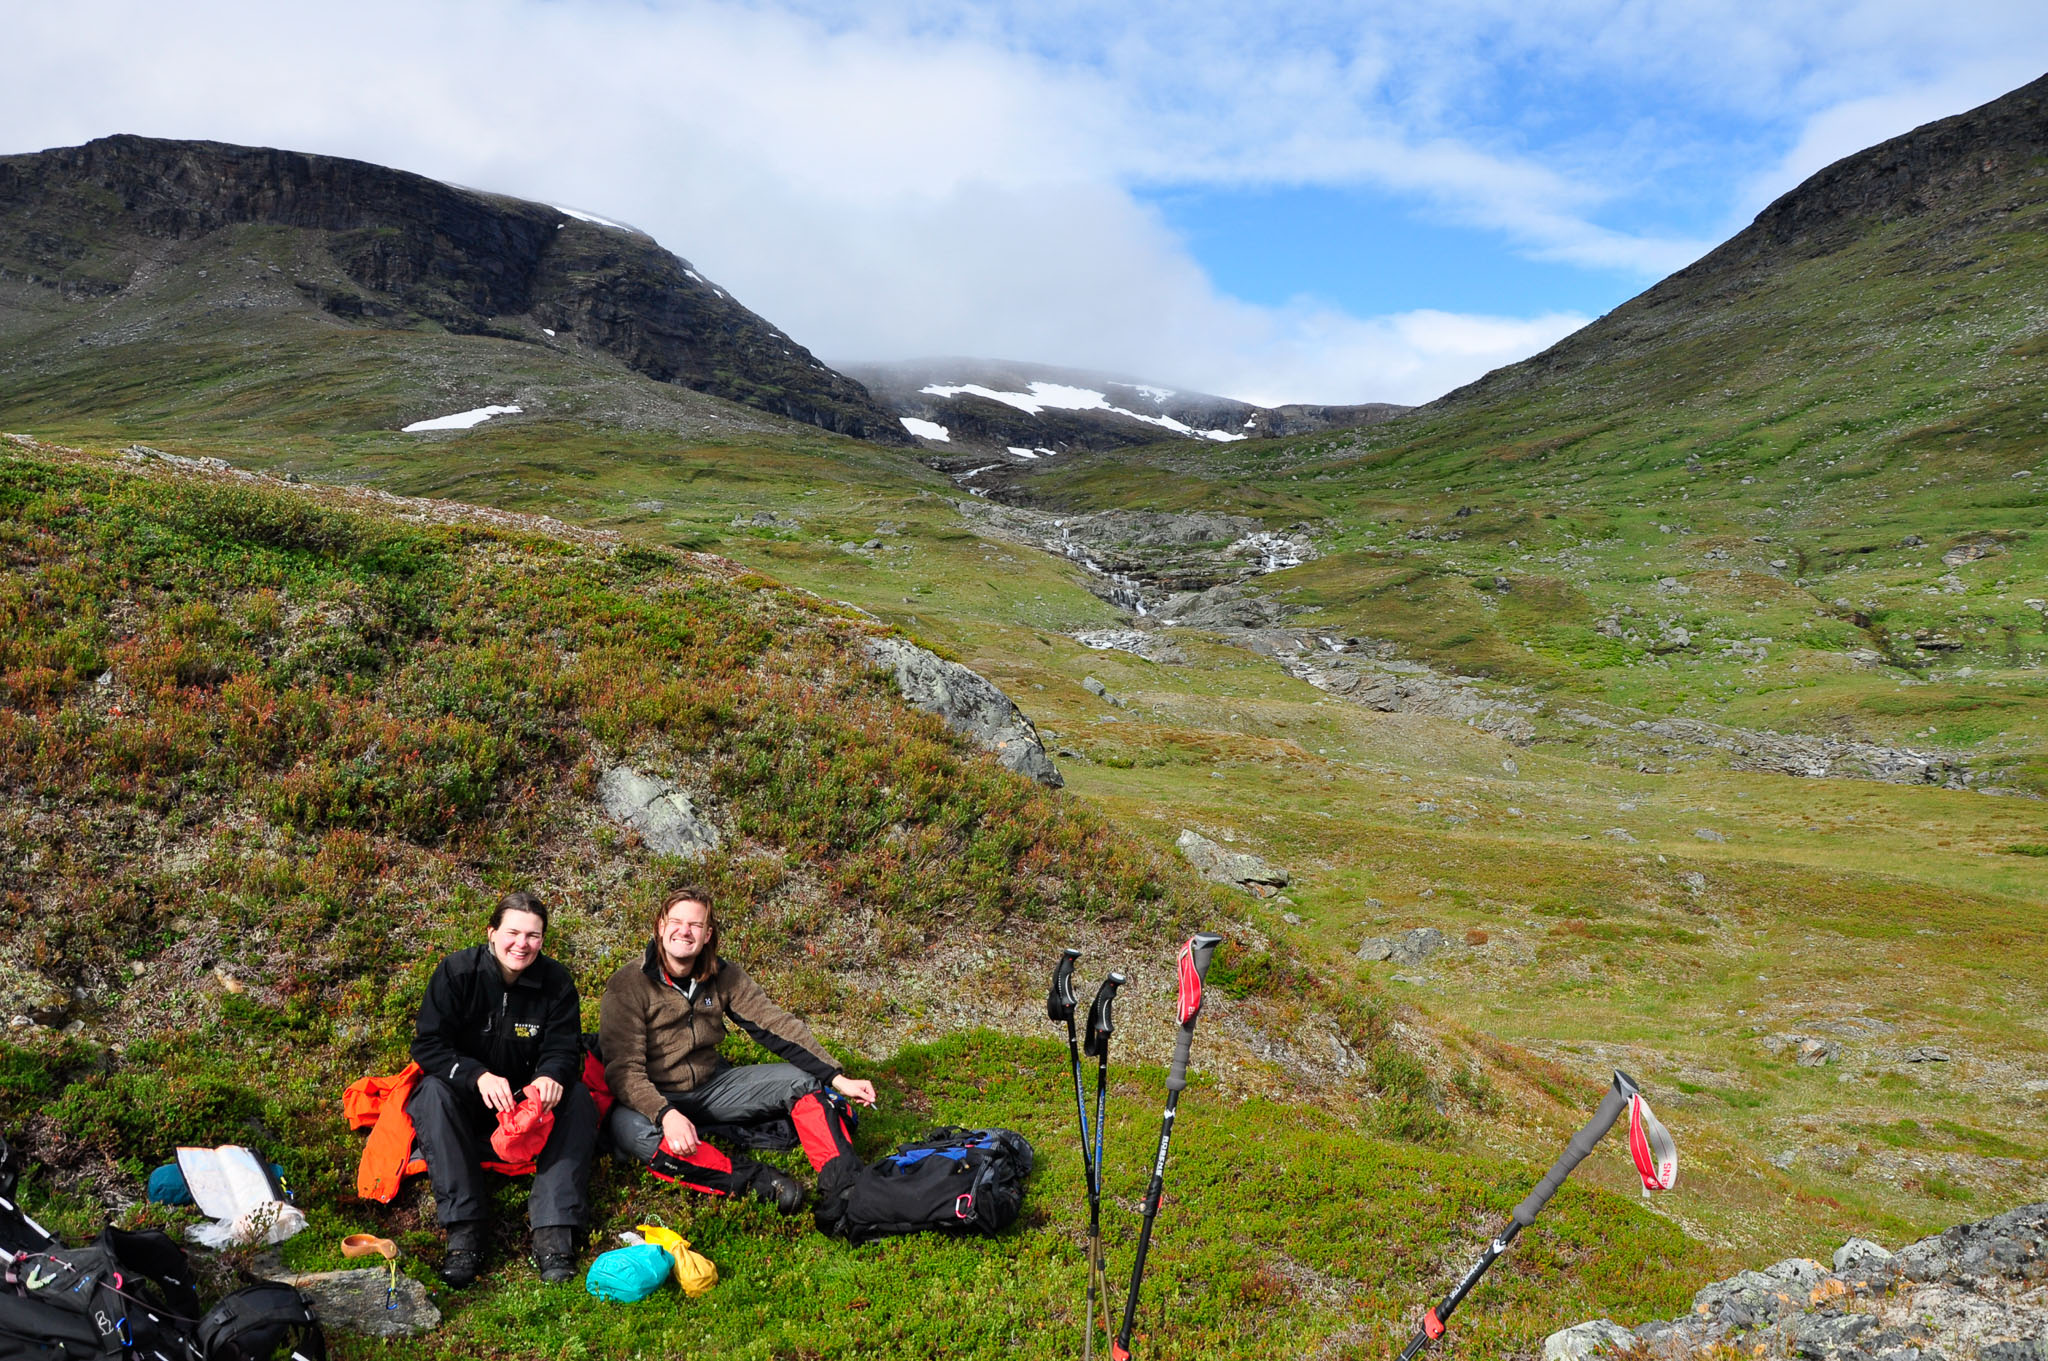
[0,135,911,443]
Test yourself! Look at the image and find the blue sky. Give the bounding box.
[4,1,2047,404]
[1144,186,1629,319]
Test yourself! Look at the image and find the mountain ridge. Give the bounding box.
[0,134,912,443]
[1428,70,2048,414]
[844,356,1409,467]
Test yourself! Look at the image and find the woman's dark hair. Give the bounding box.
[657,886,719,983]
[491,889,549,931]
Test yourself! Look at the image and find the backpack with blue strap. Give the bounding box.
[812,1126,1034,1244]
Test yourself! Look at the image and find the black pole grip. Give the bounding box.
[1048,947,1081,1023]
[1084,972,1124,1058]
[1164,1025,1197,1094]
[1511,1070,1639,1226]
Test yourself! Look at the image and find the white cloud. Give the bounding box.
[2,0,2042,405]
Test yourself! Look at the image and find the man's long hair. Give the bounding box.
[656,886,720,984]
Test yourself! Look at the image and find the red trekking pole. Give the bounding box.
[1112,932,1222,1361]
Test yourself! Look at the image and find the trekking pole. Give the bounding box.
[1112,933,1222,1361]
[1082,971,1125,1352]
[1395,1069,1678,1360]
[1047,948,1098,1358]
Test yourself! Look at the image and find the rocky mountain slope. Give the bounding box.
[844,357,1407,463]
[1425,70,2048,420]
[0,135,909,442]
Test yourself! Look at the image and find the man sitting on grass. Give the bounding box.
[410,890,596,1286]
[599,885,876,1211]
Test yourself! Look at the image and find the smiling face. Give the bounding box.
[657,898,713,978]
[488,908,547,981]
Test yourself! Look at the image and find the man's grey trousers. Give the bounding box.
[607,1061,821,1161]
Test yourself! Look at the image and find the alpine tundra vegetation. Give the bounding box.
[2,66,2047,1361]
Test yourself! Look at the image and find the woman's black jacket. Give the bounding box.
[410,945,582,1092]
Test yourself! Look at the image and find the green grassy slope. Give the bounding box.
[0,442,1717,1358]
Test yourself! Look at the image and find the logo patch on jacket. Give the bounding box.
[513,1022,540,1039]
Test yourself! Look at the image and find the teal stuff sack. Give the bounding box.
[148,1161,194,1205]
[586,1244,674,1302]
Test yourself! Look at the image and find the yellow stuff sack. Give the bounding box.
[635,1223,718,1298]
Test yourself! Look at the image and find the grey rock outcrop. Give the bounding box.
[280,1268,440,1337]
[597,766,721,858]
[1176,830,1288,896]
[1761,1033,1844,1066]
[1357,928,1446,966]
[1156,583,1297,630]
[1834,1238,1893,1274]
[1551,1203,2048,1360]
[1543,1319,1636,1360]
[1626,716,1967,786]
[864,638,1062,787]
[1280,651,1538,745]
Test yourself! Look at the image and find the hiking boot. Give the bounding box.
[439,1221,486,1287]
[750,1168,806,1215]
[531,1225,579,1284]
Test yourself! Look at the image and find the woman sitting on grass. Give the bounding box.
[409,890,596,1286]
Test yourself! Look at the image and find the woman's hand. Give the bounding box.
[477,1072,515,1112]
[529,1075,564,1112]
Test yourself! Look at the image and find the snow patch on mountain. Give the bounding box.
[549,204,640,233]
[921,381,1246,441]
[402,404,522,432]
[900,417,950,441]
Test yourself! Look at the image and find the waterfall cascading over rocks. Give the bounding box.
[954,500,1319,618]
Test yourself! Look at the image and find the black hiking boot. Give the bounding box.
[531,1225,579,1284]
[750,1168,806,1215]
[439,1221,486,1287]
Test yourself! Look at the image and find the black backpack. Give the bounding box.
[194,1287,322,1361]
[814,1127,1034,1243]
[0,1228,203,1361]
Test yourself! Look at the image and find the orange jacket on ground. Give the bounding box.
[346,1053,614,1202]
[345,1061,533,1202]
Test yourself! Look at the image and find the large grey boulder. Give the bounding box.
[280,1268,440,1337]
[1176,830,1289,896]
[1542,1319,1635,1361]
[1834,1238,1893,1275]
[864,638,1062,786]
[598,766,721,858]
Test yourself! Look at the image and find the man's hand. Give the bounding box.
[660,1109,699,1155]
[529,1075,564,1112]
[476,1072,515,1113]
[831,1075,877,1107]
